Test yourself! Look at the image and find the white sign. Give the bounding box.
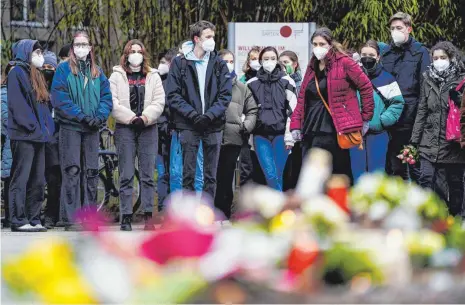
[233,23,310,77]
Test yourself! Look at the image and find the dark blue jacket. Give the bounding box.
[1,85,12,178]
[165,50,232,132]
[7,39,54,142]
[51,60,112,131]
[381,37,430,131]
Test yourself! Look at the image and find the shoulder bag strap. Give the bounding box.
[314,74,332,116]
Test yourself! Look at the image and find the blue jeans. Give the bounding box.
[350,132,389,183]
[170,131,203,192]
[253,135,289,191]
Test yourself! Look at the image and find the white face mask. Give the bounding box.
[128,53,144,67]
[31,53,44,68]
[433,59,450,72]
[262,60,277,73]
[201,38,215,52]
[226,63,234,73]
[157,63,170,75]
[250,60,261,71]
[74,46,90,60]
[391,30,407,45]
[313,46,329,60]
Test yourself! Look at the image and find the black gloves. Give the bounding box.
[193,115,211,132]
[131,117,145,130]
[82,116,102,131]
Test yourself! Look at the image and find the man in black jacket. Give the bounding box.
[381,12,431,181]
[166,20,232,199]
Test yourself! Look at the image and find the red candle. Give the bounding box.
[327,175,350,214]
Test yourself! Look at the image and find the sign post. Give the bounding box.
[227,22,316,76]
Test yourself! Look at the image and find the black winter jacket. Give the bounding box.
[411,71,465,164]
[381,37,431,131]
[165,51,232,133]
[247,66,297,146]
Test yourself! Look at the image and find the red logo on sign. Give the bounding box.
[280,26,292,38]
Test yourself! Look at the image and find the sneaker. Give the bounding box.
[11,224,37,232]
[44,217,55,229]
[32,224,47,232]
[120,214,132,231]
[143,212,155,231]
[64,224,84,232]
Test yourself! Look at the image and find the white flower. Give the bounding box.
[382,206,421,231]
[301,195,349,227]
[368,200,390,221]
[401,185,429,208]
[241,185,286,219]
[354,173,384,196]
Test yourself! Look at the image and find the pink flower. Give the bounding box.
[408,159,416,165]
[403,150,409,156]
[140,222,215,265]
[397,154,404,160]
[74,206,110,234]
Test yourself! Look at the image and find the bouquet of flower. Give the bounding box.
[397,145,419,165]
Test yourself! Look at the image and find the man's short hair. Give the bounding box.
[189,20,216,41]
[389,12,412,28]
[158,48,179,63]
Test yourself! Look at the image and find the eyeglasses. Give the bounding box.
[74,43,90,48]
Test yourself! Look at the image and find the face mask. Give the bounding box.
[31,54,44,68]
[285,64,294,75]
[262,60,277,73]
[42,69,55,81]
[128,53,143,67]
[433,59,450,72]
[313,46,329,60]
[226,63,234,73]
[391,30,407,45]
[201,38,215,52]
[249,60,261,71]
[74,46,90,60]
[157,63,169,75]
[361,57,377,71]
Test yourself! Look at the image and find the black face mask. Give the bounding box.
[361,57,377,71]
[42,69,55,89]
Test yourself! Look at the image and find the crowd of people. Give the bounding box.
[1,12,465,232]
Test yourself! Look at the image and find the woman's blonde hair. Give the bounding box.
[242,46,261,73]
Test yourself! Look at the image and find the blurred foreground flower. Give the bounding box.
[2,238,97,304]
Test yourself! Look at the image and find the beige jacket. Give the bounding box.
[109,65,165,125]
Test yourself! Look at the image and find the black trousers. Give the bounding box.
[239,144,266,186]
[178,129,222,199]
[302,133,353,185]
[214,145,241,219]
[386,129,420,182]
[9,140,46,227]
[43,134,62,224]
[418,158,465,217]
[283,143,302,191]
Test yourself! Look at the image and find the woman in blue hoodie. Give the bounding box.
[350,40,405,182]
[51,31,112,231]
[7,40,54,232]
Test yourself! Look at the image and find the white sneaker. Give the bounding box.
[32,224,48,232]
[11,224,35,232]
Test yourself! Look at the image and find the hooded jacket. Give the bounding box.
[362,64,405,133]
[7,39,54,142]
[223,77,258,146]
[165,42,232,133]
[411,70,465,164]
[109,65,165,125]
[51,57,112,131]
[381,37,431,131]
[1,85,11,178]
[247,66,297,146]
[291,50,374,134]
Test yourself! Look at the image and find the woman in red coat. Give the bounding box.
[290,28,374,182]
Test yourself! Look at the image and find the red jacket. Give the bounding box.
[290,50,374,134]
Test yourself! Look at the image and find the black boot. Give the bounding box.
[143,212,155,231]
[120,214,132,231]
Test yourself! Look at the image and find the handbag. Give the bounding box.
[446,79,465,142]
[314,75,363,150]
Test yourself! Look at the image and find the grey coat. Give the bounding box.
[222,78,258,146]
[411,71,465,164]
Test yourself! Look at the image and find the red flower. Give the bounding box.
[74,206,109,233]
[140,223,215,265]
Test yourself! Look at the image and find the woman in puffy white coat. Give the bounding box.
[110,39,165,231]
